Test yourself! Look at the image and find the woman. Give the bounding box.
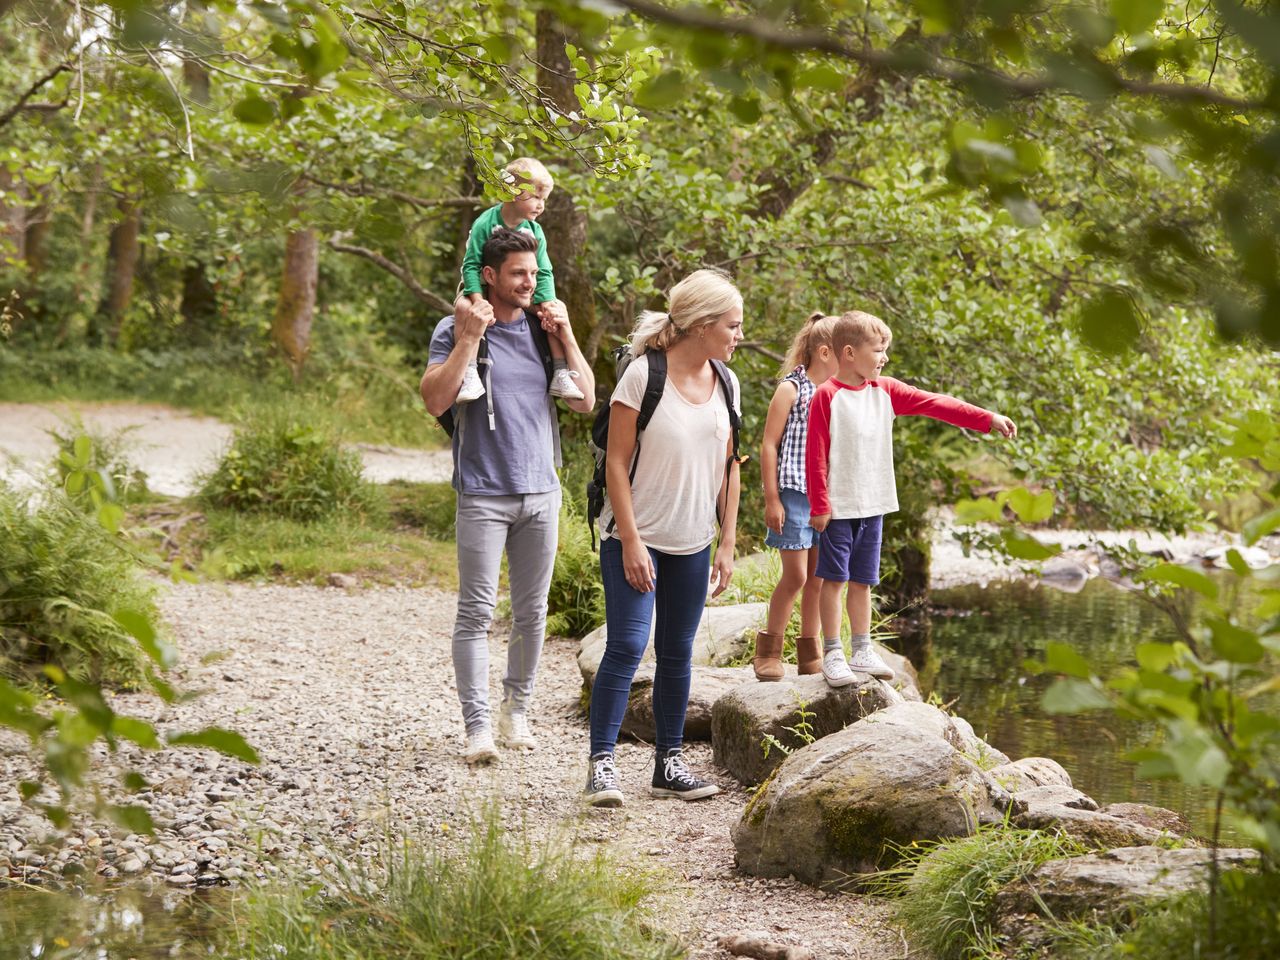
[585,268,744,808]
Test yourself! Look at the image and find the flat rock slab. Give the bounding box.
[733,702,1013,888]
[712,672,919,787]
[621,664,756,742]
[994,846,1260,943]
[989,757,1073,792]
[1010,803,1171,848]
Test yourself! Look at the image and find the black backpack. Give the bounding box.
[435,318,555,438]
[585,345,741,548]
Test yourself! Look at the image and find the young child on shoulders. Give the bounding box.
[805,310,1017,686]
[454,157,584,403]
[753,311,839,681]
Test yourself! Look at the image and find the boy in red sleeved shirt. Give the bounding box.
[804,310,1017,686]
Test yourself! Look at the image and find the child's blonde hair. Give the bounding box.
[503,157,554,192]
[781,311,837,378]
[630,268,743,356]
[830,310,892,354]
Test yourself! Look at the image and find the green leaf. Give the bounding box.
[122,772,148,792]
[97,502,125,535]
[168,727,260,764]
[19,780,41,801]
[72,435,92,466]
[1001,528,1061,560]
[1111,0,1164,35]
[1006,487,1054,523]
[1042,641,1094,679]
[1165,729,1230,788]
[1043,678,1112,713]
[1207,617,1265,663]
[635,71,687,110]
[113,608,177,669]
[113,716,161,749]
[1243,506,1280,546]
[106,803,155,835]
[1079,289,1141,354]
[1135,642,1179,671]
[1136,562,1219,599]
[233,96,276,125]
[729,96,762,125]
[795,65,847,92]
[954,497,1004,524]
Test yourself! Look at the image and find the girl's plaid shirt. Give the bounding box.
[777,365,815,493]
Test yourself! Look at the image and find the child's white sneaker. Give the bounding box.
[457,364,485,403]
[849,644,896,680]
[821,649,857,687]
[549,367,585,400]
[464,728,500,766]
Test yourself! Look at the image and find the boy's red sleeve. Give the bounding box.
[805,384,835,516]
[881,377,993,432]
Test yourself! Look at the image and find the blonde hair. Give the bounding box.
[630,268,743,356]
[830,310,892,354]
[781,311,837,378]
[503,157,553,192]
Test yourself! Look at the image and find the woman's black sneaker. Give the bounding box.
[584,752,624,808]
[650,748,720,801]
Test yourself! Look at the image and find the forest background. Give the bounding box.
[3,0,1280,596]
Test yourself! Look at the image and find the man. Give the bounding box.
[421,227,595,765]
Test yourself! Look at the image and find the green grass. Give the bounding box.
[0,345,445,450]
[867,825,1088,960]
[228,815,684,960]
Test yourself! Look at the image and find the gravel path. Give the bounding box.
[1,581,904,959]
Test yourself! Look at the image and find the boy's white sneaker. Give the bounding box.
[464,728,500,766]
[497,705,536,750]
[821,649,857,688]
[849,644,896,680]
[549,367,585,400]
[457,364,485,403]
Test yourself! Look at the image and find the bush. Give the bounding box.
[868,826,1087,960]
[386,480,457,540]
[0,482,155,686]
[199,409,379,522]
[547,499,606,638]
[47,419,151,506]
[231,814,682,960]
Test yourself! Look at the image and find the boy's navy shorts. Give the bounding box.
[814,515,884,584]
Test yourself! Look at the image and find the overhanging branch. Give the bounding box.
[326,237,454,314]
[0,61,72,130]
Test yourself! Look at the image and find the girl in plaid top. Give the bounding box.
[753,312,839,681]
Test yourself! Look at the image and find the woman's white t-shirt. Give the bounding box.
[598,353,740,555]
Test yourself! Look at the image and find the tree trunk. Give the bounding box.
[23,204,51,280]
[534,11,597,350]
[93,197,140,346]
[272,224,318,380]
[177,58,217,339]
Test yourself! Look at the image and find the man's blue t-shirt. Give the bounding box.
[428,311,559,496]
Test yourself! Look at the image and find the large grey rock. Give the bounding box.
[993,846,1260,946]
[577,602,767,687]
[1012,784,1098,811]
[989,757,1073,792]
[712,673,919,787]
[1010,803,1169,848]
[732,702,1014,888]
[1100,802,1193,837]
[619,664,755,742]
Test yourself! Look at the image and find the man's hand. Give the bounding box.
[810,512,831,533]
[990,414,1017,438]
[534,299,572,342]
[454,294,495,344]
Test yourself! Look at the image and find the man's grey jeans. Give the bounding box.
[452,489,560,734]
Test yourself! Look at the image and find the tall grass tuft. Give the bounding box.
[546,498,606,638]
[199,407,380,523]
[0,482,155,686]
[230,814,683,960]
[867,825,1087,960]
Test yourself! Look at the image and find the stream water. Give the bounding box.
[923,574,1266,839]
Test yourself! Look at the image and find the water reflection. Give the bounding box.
[920,575,1270,840]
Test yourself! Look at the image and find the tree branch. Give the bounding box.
[609,0,1271,112]
[326,238,454,314]
[0,61,71,130]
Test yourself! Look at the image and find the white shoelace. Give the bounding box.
[663,753,695,785]
[593,755,619,789]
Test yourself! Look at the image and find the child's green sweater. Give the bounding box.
[461,204,556,304]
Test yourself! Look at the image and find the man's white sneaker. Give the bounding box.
[822,649,857,688]
[549,367,585,400]
[849,644,896,680]
[464,728,500,766]
[457,364,485,403]
[498,706,536,750]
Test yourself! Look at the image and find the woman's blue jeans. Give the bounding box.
[589,537,711,756]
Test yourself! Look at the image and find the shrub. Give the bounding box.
[0,482,155,687]
[231,813,682,960]
[547,499,606,638]
[868,826,1087,960]
[47,418,151,506]
[386,480,457,540]
[199,408,379,522]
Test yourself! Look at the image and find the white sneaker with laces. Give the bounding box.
[849,644,896,680]
[457,364,485,403]
[498,705,536,750]
[822,649,857,688]
[549,367,585,400]
[464,728,500,766]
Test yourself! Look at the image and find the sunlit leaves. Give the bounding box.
[168,727,261,764]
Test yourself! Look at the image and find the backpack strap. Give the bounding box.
[526,314,562,467]
[603,350,668,539]
[709,358,745,535]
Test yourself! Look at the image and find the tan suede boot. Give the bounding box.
[795,635,823,675]
[752,630,785,681]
